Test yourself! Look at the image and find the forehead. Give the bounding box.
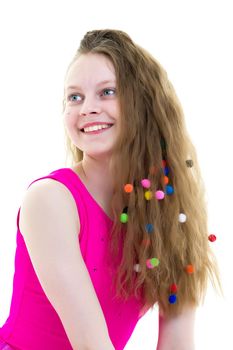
[65,53,116,90]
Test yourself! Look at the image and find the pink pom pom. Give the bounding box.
[146,259,154,269]
[141,179,151,188]
[155,190,165,200]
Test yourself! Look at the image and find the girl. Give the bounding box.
[0,29,221,350]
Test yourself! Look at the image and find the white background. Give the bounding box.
[0,1,232,349]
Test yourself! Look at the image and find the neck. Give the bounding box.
[79,155,114,196]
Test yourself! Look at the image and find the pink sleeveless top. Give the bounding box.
[0,168,146,350]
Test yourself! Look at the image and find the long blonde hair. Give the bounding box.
[62,29,222,318]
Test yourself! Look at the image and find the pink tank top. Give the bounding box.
[0,168,145,350]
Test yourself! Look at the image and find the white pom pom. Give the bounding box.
[134,264,141,272]
[178,213,187,223]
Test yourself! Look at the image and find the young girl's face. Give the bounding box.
[63,53,120,160]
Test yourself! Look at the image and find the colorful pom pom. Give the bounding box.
[178,213,187,223]
[185,264,195,274]
[120,213,128,223]
[145,190,153,200]
[170,283,178,293]
[141,179,151,188]
[162,159,167,167]
[165,185,174,195]
[146,260,154,269]
[146,257,160,269]
[124,184,133,193]
[168,294,177,304]
[163,176,169,184]
[155,190,165,200]
[134,264,141,272]
[164,166,169,176]
[145,223,154,233]
[208,234,217,242]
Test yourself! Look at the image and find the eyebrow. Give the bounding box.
[66,80,116,91]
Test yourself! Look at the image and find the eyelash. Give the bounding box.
[67,88,116,102]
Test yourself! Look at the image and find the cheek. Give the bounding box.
[63,113,81,142]
[63,110,78,129]
[110,101,120,118]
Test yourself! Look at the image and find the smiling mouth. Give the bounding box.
[80,124,114,133]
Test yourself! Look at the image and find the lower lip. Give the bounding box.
[82,125,113,135]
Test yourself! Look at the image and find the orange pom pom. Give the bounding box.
[185,265,195,274]
[124,184,133,193]
[164,176,169,184]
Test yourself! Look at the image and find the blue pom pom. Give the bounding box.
[168,294,177,304]
[164,166,169,175]
[166,185,174,195]
[145,223,154,233]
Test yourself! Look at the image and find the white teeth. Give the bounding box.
[83,124,112,133]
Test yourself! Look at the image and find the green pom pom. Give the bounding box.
[120,213,128,223]
[150,258,160,267]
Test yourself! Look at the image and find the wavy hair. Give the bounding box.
[62,29,222,318]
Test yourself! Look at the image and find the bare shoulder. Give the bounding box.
[22,177,75,201]
[19,178,80,238]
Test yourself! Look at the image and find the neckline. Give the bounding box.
[65,167,114,223]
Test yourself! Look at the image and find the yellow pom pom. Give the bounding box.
[145,190,152,200]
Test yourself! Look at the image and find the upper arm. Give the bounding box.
[157,306,196,350]
[19,179,81,288]
[19,179,112,350]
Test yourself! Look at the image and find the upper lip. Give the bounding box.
[80,122,113,130]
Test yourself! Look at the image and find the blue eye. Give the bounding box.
[67,88,116,102]
[68,94,81,102]
[102,88,116,96]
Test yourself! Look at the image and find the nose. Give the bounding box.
[79,95,101,116]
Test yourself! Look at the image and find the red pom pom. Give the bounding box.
[208,234,217,242]
[170,283,178,293]
[162,160,167,168]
